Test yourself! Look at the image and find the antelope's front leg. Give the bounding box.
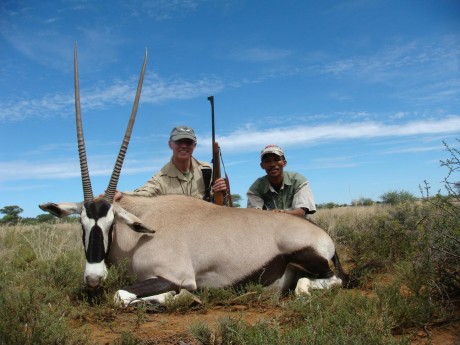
[114,289,177,306]
[113,276,181,307]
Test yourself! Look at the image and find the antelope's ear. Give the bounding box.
[39,202,83,218]
[112,204,155,234]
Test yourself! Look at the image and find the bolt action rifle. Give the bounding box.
[208,96,233,207]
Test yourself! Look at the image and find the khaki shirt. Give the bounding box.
[247,171,316,214]
[123,157,212,199]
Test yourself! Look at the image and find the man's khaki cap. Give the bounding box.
[170,126,197,141]
[260,144,285,159]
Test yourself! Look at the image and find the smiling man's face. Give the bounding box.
[260,153,286,178]
[169,139,197,160]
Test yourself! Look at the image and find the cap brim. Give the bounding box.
[261,150,284,158]
[171,134,196,141]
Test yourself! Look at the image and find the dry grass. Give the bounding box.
[0,201,458,344]
[315,204,392,238]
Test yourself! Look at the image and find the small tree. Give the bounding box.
[352,197,374,206]
[380,190,417,205]
[229,194,242,208]
[0,205,24,224]
[36,213,56,223]
[317,202,339,209]
[454,181,460,195]
[440,139,460,201]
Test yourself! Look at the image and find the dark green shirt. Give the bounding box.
[247,171,316,214]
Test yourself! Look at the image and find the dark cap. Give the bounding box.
[170,126,197,141]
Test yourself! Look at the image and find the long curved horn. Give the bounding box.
[74,44,94,202]
[104,49,148,203]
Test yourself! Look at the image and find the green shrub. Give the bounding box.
[374,261,440,330]
[0,282,90,345]
[419,195,460,300]
[380,190,417,205]
[190,321,215,345]
[352,197,375,206]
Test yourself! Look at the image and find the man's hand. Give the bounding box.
[272,208,306,218]
[100,191,123,201]
[212,178,227,193]
[114,191,123,201]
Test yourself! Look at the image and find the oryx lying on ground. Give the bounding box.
[39,48,348,307]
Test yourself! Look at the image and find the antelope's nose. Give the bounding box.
[84,261,108,288]
[85,274,103,288]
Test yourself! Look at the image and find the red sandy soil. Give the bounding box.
[85,303,460,345]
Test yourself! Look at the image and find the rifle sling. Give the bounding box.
[201,167,212,202]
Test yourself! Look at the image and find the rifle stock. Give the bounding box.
[213,141,224,206]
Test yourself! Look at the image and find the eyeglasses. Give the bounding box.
[173,139,195,146]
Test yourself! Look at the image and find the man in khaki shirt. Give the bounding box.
[117,126,227,201]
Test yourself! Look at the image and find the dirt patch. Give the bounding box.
[85,304,459,345]
[88,305,282,344]
[408,321,460,345]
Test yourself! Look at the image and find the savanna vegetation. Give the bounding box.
[0,140,458,344]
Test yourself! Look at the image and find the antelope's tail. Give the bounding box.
[332,251,350,287]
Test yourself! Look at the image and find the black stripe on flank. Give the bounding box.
[233,247,334,293]
[233,254,289,289]
[289,247,334,279]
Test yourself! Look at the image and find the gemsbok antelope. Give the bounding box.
[39,47,349,307]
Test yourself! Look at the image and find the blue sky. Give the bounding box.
[1,0,459,217]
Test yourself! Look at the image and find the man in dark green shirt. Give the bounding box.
[247,144,316,218]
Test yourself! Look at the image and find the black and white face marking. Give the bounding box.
[80,200,115,288]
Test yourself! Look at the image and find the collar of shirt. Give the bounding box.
[263,171,294,193]
[161,157,201,181]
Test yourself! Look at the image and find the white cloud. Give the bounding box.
[211,116,460,152]
[0,160,80,182]
[2,111,459,183]
[320,37,460,85]
[381,145,444,155]
[0,152,167,183]
[0,73,224,122]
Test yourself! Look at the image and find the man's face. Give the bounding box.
[169,139,197,159]
[260,154,286,178]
